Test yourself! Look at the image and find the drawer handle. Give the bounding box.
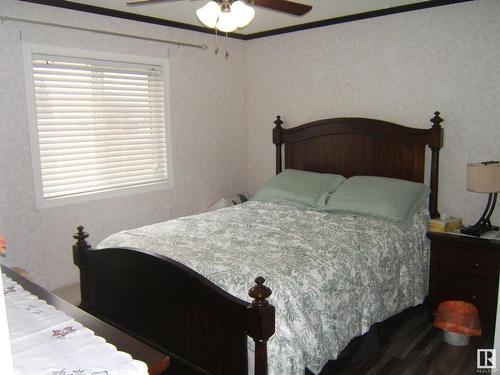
[472,295,477,300]
[474,262,480,268]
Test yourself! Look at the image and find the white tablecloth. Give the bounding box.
[3,273,149,375]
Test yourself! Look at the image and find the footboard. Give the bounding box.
[73,226,275,375]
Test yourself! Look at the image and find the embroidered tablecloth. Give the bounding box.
[2,273,148,375]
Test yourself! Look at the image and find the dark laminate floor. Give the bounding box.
[166,306,494,375]
[326,306,494,375]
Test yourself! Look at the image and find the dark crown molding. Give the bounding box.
[18,0,246,39]
[18,0,474,41]
[244,0,474,40]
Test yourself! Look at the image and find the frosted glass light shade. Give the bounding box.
[217,11,238,32]
[466,162,500,193]
[231,1,255,28]
[196,1,221,29]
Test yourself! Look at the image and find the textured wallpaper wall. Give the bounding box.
[1,0,499,290]
[246,0,500,229]
[0,0,248,289]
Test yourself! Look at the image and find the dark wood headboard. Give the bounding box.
[272,112,444,218]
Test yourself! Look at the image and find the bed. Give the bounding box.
[72,112,444,375]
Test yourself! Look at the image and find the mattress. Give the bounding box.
[99,201,430,374]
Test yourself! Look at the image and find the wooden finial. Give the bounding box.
[72,226,91,310]
[73,225,91,252]
[249,276,272,308]
[247,276,275,375]
[430,111,443,128]
[428,111,444,151]
[428,111,443,219]
[273,116,284,174]
[274,115,283,129]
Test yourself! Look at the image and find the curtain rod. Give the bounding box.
[0,16,208,51]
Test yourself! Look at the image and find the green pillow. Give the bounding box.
[252,169,345,209]
[323,176,430,222]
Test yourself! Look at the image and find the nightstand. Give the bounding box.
[427,232,500,324]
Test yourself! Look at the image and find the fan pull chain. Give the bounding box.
[225,32,229,59]
[213,20,219,55]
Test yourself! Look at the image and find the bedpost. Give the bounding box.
[247,276,275,375]
[273,115,283,174]
[428,111,444,219]
[73,225,91,310]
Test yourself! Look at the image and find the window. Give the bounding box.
[23,45,171,208]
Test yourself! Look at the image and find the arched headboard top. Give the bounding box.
[274,116,441,147]
[272,112,444,218]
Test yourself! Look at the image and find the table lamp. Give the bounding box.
[460,161,500,237]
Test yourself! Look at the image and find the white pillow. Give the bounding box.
[208,194,248,211]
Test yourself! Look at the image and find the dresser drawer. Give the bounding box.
[439,245,500,281]
[437,274,498,319]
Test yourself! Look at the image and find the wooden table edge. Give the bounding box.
[1,265,170,375]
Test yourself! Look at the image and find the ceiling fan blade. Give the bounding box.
[126,0,185,6]
[248,0,312,16]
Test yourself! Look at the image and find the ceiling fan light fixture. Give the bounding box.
[231,1,255,28]
[196,0,255,32]
[196,1,221,29]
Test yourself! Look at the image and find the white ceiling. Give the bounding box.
[64,0,431,35]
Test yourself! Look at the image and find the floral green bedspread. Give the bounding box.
[99,201,430,375]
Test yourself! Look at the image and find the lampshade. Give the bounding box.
[434,300,481,336]
[466,162,500,193]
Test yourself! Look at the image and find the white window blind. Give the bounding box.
[27,51,169,207]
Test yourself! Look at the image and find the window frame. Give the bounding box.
[23,43,172,209]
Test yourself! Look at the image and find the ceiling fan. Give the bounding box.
[126,0,313,17]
